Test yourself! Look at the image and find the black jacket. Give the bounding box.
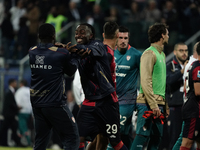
[76,40,115,100]
[29,43,78,108]
[166,56,184,106]
[2,89,19,119]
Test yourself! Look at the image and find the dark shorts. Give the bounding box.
[183,118,200,140]
[119,104,136,135]
[76,94,121,143]
[33,105,79,150]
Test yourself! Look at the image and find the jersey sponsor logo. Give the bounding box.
[126,55,131,61]
[30,89,49,97]
[116,73,126,77]
[117,65,130,70]
[197,70,200,78]
[137,145,143,148]
[30,55,52,69]
[35,55,45,64]
[30,64,52,69]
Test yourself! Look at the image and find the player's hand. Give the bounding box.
[165,109,170,118]
[184,60,189,68]
[65,42,78,53]
[55,42,66,48]
[77,48,91,58]
[152,107,161,118]
[181,60,189,74]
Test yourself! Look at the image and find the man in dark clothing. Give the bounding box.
[166,42,188,149]
[180,41,200,149]
[0,79,22,147]
[29,23,79,150]
[73,23,127,150]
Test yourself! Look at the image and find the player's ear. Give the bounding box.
[102,33,105,38]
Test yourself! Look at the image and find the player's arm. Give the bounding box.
[76,42,104,57]
[193,68,200,96]
[140,50,158,110]
[194,82,200,96]
[140,51,156,105]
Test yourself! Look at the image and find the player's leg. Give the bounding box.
[32,108,52,150]
[86,133,109,150]
[180,138,193,150]
[86,136,97,150]
[180,118,199,150]
[100,97,127,150]
[119,104,135,149]
[42,106,79,150]
[107,103,134,150]
[172,121,185,150]
[195,137,200,150]
[130,104,152,150]
[76,104,99,150]
[96,133,109,150]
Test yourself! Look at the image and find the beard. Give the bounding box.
[119,48,127,54]
[163,40,168,45]
[177,55,187,64]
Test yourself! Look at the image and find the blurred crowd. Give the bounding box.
[0,0,200,67]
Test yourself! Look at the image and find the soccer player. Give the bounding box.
[29,23,79,150]
[131,23,170,150]
[74,23,128,150]
[172,41,199,150]
[107,26,142,150]
[180,41,200,150]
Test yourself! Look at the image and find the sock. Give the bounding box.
[113,141,128,150]
[180,146,190,150]
[79,142,85,150]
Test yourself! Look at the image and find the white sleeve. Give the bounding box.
[72,70,85,105]
[15,89,21,106]
[183,63,189,81]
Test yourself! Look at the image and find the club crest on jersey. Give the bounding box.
[35,55,45,64]
[126,55,131,61]
[197,70,200,78]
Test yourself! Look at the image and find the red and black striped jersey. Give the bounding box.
[183,60,200,119]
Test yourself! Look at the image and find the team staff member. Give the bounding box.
[29,23,79,150]
[166,42,188,149]
[73,23,127,150]
[180,42,200,150]
[131,23,170,150]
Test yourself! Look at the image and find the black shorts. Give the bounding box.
[183,118,200,140]
[33,105,79,150]
[76,94,121,143]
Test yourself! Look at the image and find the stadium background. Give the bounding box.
[0,0,200,149]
